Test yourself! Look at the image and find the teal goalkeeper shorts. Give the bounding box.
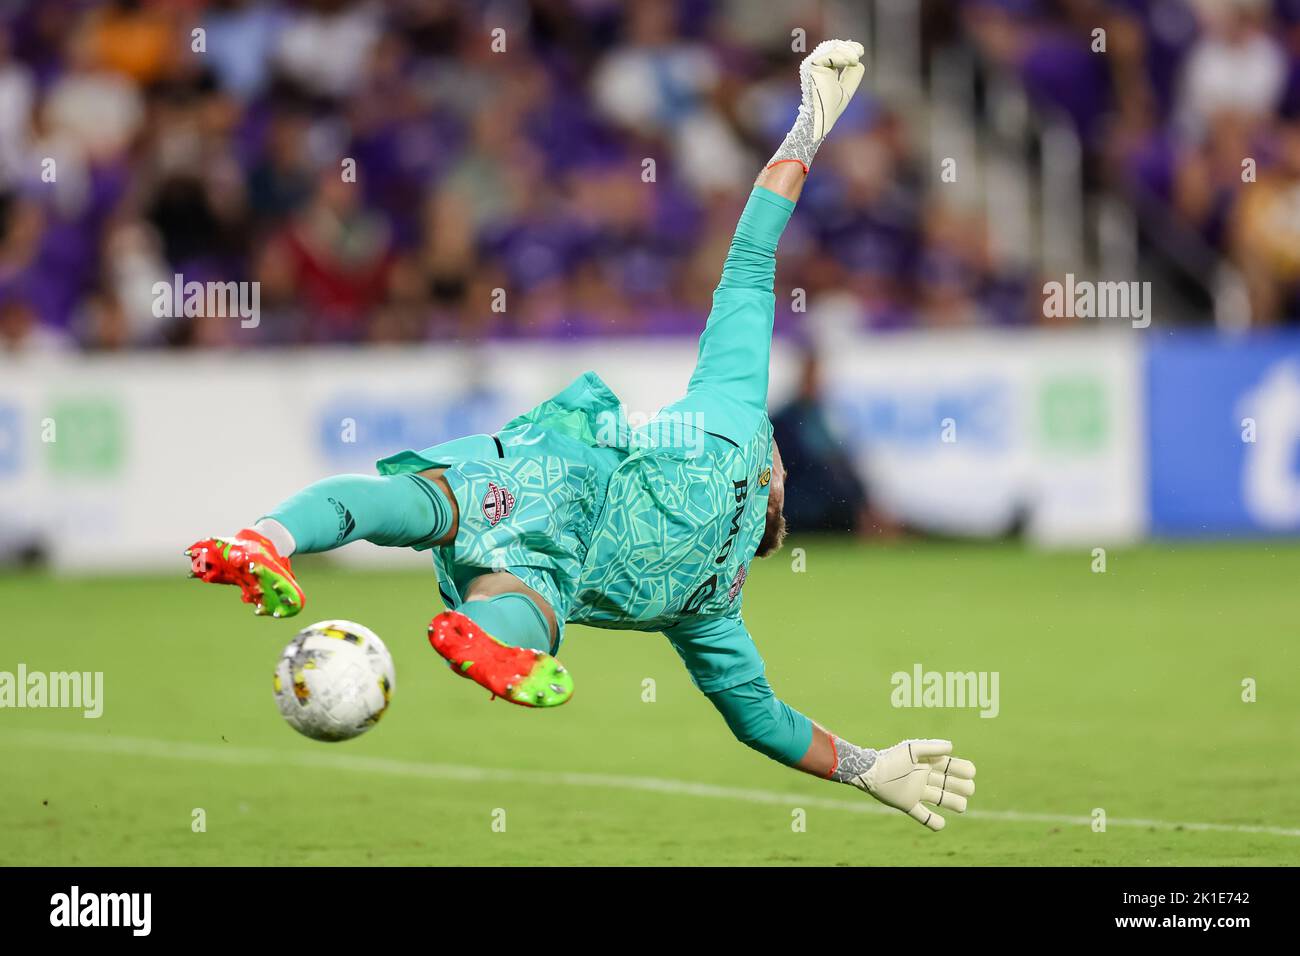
[375,373,628,646]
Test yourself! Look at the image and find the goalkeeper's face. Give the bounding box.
[756,441,787,558]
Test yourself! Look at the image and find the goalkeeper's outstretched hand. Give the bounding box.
[767,38,866,171]
[799,39,866,142]
[846,738,977,832]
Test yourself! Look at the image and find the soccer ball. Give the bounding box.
[273,620,396,742]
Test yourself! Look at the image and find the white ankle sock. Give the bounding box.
[253,518,297,557]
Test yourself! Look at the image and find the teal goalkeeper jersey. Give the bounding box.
[376,186,795,694]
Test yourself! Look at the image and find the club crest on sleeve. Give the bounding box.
[482,482,515,526]
[758,467,771,487]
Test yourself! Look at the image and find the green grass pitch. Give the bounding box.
[1,539,1296,866]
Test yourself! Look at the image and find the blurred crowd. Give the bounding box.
[1,0,1298,354]
[966,0,1300,325]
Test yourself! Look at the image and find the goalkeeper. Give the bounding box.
[186,41,976,831]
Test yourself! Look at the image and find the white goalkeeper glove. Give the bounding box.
[846,738,976,832]
[767,38,866,171]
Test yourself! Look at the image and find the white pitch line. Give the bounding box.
[5,730,1300,839]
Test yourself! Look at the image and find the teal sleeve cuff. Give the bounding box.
[735,186,796,255]
[706,675,815,766]
[752,184,797,212]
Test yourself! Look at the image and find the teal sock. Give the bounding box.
[459,593,553,654]
[264,473,453,554]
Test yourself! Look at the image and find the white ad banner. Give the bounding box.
[812,331,1145,546]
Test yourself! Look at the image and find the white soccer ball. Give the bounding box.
[273,620,395,742]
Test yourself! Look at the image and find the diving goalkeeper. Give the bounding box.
[186,40,976,831]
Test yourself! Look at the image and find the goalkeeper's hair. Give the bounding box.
[756,510,786,558]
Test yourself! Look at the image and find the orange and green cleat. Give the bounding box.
[185,528,305,619]
[428,610,573,707]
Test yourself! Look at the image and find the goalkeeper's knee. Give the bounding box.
[458,592,554,654]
